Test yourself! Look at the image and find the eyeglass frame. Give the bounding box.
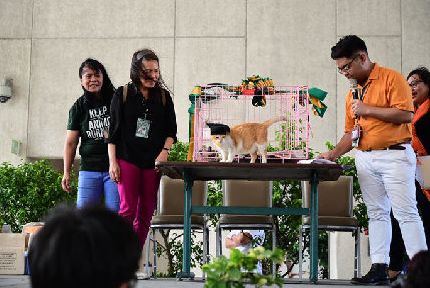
[337,54,360,74]
[408,80,423,88]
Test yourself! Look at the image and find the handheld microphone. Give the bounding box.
[350,79,359,100]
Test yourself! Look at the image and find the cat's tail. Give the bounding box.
[261,116,287,127]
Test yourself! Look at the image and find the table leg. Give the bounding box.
[310,171,319,283]
[177,170,195,280]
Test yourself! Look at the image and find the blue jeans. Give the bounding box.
[77,171,119,212]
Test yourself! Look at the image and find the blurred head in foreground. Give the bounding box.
[29,205,141,288]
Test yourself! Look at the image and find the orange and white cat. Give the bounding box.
[209,116,286,163]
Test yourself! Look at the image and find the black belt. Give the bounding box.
[365,143,407,152]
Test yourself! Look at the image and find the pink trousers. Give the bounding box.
[118,159,160,247]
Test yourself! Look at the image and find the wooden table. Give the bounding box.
[156,161,343,283]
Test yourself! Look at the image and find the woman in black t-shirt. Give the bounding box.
[61,58,119,212]
[108,49,177,248]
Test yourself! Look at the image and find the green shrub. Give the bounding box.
[168,141,190,161]
[0,160,76,232]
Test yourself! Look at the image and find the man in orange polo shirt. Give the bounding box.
[320,35,427,285]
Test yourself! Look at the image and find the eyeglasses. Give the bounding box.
[337,55,359,74]
[409,80,423,88]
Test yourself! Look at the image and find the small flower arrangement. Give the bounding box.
[202,247,285,288]
[241,75,275,106]
[241,75,274,93]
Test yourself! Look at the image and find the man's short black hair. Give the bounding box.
[331,35,368,59]
[29,205,141,288]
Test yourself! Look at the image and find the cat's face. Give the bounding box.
[211,135,226,148]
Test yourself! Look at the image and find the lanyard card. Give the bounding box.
[136,118,151,138]
[351,124,361,148]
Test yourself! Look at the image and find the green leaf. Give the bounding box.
[0,160,76,232]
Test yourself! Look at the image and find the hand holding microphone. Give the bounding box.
[350,79,360,100]
[350,79,363,117]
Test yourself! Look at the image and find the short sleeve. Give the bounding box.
[67,102,80,131]
[388,72,414,112]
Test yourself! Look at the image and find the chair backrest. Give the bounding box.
[301,175,353,217]
[157,176,207,216]
[222,180,272,207]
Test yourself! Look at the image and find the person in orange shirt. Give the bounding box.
[388,67,430,282]
[319,35,427,285]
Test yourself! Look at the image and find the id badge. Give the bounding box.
[135,118,151,138]
[351,124,361,147]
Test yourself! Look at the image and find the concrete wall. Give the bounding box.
[1,0,430,278]
[1,0,430,163]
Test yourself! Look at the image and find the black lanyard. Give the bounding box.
[360,82,370,101]
[139,95,151,119]
[354,82,370,122]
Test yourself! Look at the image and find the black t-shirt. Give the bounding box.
[108,83,177,168]
[67,94,111,171]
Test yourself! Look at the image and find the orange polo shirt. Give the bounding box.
[344,63,414,151]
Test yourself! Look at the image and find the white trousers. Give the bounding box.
[355,144,427,264]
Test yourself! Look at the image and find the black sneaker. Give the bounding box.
[351,263,389,285]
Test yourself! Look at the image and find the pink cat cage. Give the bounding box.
[191,84,310,163]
